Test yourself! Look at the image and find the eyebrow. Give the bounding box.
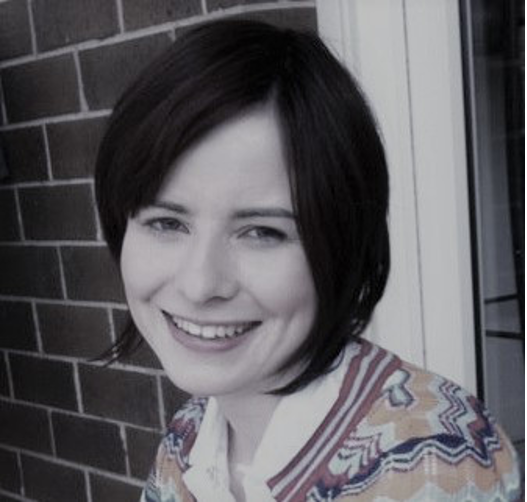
[233,208,295,220]
[150,201,295,220]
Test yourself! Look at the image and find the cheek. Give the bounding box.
[120,229,166,302]
[242,249,317,320]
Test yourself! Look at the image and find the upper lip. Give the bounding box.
[162,311,260,327]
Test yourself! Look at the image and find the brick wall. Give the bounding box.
[0,1,317,500]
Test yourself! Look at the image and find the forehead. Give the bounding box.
[155,106,292,210]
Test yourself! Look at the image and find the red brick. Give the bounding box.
[126,427,163,479]
[32,0,119,52]
[47,117,107,179]
[80,364,160,428]
[1,55,80,122]
[206,0,267,11]
[0,189,21,241]
[53,411,126,473]
[61,245,125,302]
[178,7,318,33]
[0,0,32,61]
[0,301,38,352]
[79,33,172,110]
[90,473,142,502]
[10,354,78,411]
[0,245,63,298]
[0,447,21,494]
[22,455,87,502]
[0,401,52,453]
[0,127,49,183]
[38,303,112,358]
[19,184,97,241]
[122,0,202,30]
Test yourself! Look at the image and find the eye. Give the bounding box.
[145,217,188,234]
[241,226,287,243]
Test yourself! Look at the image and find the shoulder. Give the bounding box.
[331,361,521,501]
[141,397,208,502]
[377,361,507,458]
[161,396,208,469]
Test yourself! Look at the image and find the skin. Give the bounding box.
[120,104,317,494]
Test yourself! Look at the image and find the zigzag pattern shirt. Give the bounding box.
[141,341,521,501]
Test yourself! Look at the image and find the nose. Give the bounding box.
[175,234,239,305]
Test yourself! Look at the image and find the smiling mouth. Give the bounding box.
[162,312,261,341]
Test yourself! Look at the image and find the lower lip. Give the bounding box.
[163,314,257,353]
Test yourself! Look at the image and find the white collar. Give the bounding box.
[182,344,358,502]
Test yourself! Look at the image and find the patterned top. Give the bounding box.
[141,341,521,501]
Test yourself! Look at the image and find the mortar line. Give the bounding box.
[0,2,316,69]
[90,182,103,241]
[115,0,125,32]
[73,51,89,112]
[56,246,69,300]
[0,394,164,431]
[41,124,54,180]
[0,349,163,377]
[4,350,15,399]
[48,408,57,456]
[0,294,127,310]
[85,470,93,502]
[0,109,111,131]
[120,424,132,477]
[13,188,26,241]
[30,301,44,353]
[108,307,117,343]
[73,361,84,414]
[0,178,97,188]
[16,449,26,497]
[26,0,38,54]
[0,240,107,247]
[0,442,145,486]
[0,487,35,502]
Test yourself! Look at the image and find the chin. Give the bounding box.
[163,366,254,399]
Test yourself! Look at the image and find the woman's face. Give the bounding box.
[120,106,317,398]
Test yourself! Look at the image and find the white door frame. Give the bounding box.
[316,0,477,393]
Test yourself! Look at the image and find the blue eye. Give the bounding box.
[243,226,287,243]
[146,218,187,233]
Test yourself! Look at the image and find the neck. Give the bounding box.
[216,363,304,466]
[216,391,282,466]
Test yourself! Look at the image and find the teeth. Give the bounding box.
[170,315,256,340]
[225,326,236,337]
[188,323,201,336]
[202,326,215,339]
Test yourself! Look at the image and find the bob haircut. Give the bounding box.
[95,19,390,394]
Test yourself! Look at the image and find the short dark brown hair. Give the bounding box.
[95,19,390,394]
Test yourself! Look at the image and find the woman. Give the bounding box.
[95,20,520,502]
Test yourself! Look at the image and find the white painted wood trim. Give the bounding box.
[314,0,357,70]
[404,0,476,392]
[316,0,477,393]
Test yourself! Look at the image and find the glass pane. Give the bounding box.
[462,0,524,453]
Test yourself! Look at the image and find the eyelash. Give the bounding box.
[241,226,288,243]
[142,218,288,244]
[144,217,188,234]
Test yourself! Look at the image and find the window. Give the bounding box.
[461,0,524,451]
